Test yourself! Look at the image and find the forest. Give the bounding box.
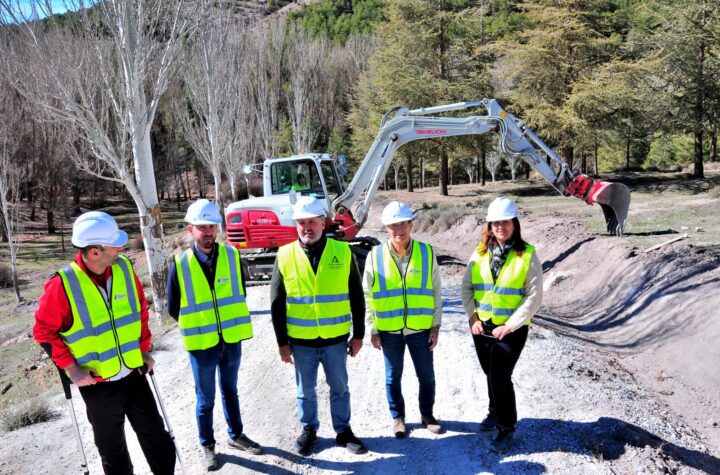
[0,0,719,308]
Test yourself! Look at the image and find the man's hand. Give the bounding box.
[347,338,363,357]
[428,326,440,351]
[492,325,513,340]
[469,313,485,336]
[66,363,96,387]
[279,345,294,365]
[370,334,382,350]
[141,352,155,373]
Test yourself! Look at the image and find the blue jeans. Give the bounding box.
[292,341,351,433]
[380,330,436,419]
[188,341,243,446]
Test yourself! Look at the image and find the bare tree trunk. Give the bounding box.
[694,29,705,179]
[439,143,448,196]
[710,131,717,162]
[183,170,191,201]
[0,140,22,302]
[562,145,574,171]
[406,155,413,192]
[394,164,399,191]
[212,168,224,232]
[129,120,169,314]
[481,148,486,186]
[594,138,599,174]
[625,140,630,171]
[694,131,704,178]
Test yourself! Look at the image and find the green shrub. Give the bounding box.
[2,399,56,432]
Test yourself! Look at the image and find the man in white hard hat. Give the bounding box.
[270,196,367,456]
[34,211,176,474]
[166,199,261,471]
[363,201,443,438]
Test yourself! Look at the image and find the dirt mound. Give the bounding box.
[368,184,720,454]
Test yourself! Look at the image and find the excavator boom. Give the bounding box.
[332,99,630,236]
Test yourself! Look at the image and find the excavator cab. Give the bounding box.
[266,155,345,201]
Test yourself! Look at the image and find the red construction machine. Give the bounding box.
[226,99,631,281]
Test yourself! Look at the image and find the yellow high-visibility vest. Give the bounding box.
[277,239,352,340]
[176,244,252,351]
[370,240,435,331]
[471,245,535,325]
[58,256,143,379]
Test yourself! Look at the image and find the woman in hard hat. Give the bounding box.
[461,196,543,454]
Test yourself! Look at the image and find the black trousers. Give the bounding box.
[472,325,528,431]
[79,370,175,475]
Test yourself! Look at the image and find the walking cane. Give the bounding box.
[56,367,90,475]
[142,366,186,475]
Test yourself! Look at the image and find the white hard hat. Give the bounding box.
[185,199,222,225]
[381,201,414,225]
[71,211,128,248]
[486,196,519,222]
[292,196,327,220]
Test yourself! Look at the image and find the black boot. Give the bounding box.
[294,428,317,456]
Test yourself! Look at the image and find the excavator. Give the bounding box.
[226,99,631,281]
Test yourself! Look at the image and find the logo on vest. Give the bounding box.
[114,294,126,300]
[217,277,229,284]
[329,255,343,269]
[409,269,421,274]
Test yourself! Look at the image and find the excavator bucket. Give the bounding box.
[566,175,630,236]
[592,181,631,236]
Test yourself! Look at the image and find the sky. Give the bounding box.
[5,1,74,21]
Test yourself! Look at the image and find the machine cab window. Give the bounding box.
[271,159,337,198]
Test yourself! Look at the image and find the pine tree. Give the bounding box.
[497,0,622,168]
[348,0,492,195]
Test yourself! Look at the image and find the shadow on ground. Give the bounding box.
[515,417,720,474]
[212,417,719,474]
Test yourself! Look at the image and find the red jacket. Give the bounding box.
[33,252,152,371]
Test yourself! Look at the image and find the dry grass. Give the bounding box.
[2,399,56,432]
[710,185,720,199]
[412,201,485,234]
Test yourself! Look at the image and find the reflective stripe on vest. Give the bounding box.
[277,239,352,340]
[370,240,434,331]
[471,245,534,325]
[176,244,252,351]
[58,255,143,379]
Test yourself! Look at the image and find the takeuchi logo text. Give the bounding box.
[415,129,447,135]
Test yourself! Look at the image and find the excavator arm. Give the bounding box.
[332,99,630,236]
